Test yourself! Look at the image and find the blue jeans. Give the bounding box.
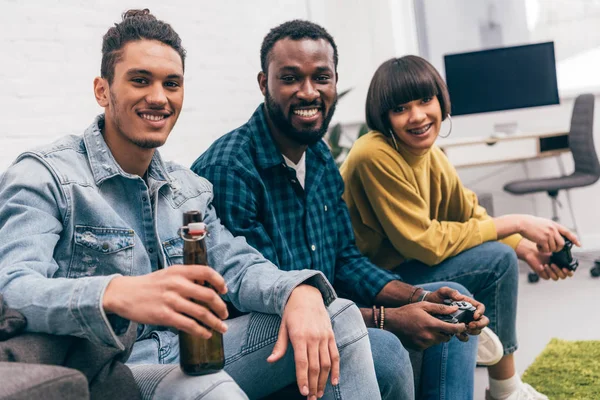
[368,327,414,399]
[395,242,519,356]
[417,282,478,400]
[360,281,477,400]
[129,365,247,400]
[127,298,382,399]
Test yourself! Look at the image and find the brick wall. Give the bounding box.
[0,0,309,170]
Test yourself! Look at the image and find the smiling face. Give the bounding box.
[388,96,442,154]
[95,39,184,152]
[259,38,337,147]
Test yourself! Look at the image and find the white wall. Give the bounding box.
[417,0,600,250]
[0,0,414,167]
[418,0,530,75]
[309,0,417,128]
[5,0,598,248]
[0,0,310,170]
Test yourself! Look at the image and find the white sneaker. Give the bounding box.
[485,383,549,400]
[477,327,503,366]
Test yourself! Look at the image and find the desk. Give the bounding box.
[438,130,579,234]
[438,131,570,168]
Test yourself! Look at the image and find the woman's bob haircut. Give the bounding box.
[365,55,451,137]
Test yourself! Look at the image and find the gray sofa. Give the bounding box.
[0,294,140,400]
[0,362,89,400]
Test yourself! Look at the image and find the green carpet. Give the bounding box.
[522,338,600,399]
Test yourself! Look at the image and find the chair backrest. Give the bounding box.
[569,93,600,176]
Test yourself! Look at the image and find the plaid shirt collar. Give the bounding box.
[192,103,399,305]
[251,105,331,171]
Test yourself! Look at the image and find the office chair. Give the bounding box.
[503,93,599,282]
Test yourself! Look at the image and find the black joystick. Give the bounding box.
[550,236,579,272]
[434,300,476,325]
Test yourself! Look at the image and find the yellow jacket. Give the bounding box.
[340,131,522,270]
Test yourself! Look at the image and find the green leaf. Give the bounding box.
[358,123,370,137]
[338,87,353,99]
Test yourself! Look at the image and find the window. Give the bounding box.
[526,0,600,94]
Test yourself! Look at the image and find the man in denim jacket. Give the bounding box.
[0,10,382,400]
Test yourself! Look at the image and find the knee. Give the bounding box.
[132,366,248,400]
[327,298,375,359]
[201,380,248,400]
[328,298,367,336]
[487,242,519,278]
[432,281,472,297]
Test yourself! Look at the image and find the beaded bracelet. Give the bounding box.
[373,305,379,328]
[379,306,385,330]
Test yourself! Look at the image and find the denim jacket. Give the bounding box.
[0,115,335,350]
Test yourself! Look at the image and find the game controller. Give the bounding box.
[550,235,579,272]
[434,300,476,325]
[529,235,579,283]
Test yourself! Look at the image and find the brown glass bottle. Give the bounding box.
[179,210,225,375]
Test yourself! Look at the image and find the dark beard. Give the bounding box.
[265,86,337,146]
[108,89,165,149]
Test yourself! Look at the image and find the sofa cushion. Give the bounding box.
[0,362,89,400]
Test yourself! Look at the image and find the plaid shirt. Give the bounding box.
[192,105,398,304]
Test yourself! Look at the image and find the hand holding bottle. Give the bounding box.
[102,264,229,338]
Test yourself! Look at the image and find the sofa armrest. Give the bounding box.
[0,362,89,400]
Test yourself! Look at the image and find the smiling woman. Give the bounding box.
[339,54,583,400]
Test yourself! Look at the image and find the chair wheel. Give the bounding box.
[528,272,540,283]
[591,266,600,278]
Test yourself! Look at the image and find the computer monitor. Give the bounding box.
[443,42,560,117]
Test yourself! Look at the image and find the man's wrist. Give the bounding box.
[360,307,377,328]
[288,284,323,304]
[103,275,126,314]
[375,280,416,307]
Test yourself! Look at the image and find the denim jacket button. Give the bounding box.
[102,243,109,251]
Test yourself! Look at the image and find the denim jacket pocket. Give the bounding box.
[70,226,135,277]
[151,329,179,364]
[162,236,183,266]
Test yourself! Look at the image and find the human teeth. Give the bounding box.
[410,124,430,134]
[140,114,165,121]
[293,108,319,117]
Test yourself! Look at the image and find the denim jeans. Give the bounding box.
[416,282,478,400]
[368,327,414,399]
[357,281,476,400]
[129,365,248,400]
[395,242,519,356]
[127,298,382,399]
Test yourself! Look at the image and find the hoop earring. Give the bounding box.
[390,132,400,151]
[438,114,453,138]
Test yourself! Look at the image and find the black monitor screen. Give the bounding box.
[444,42,559,116]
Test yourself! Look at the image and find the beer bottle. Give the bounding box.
[179,210,225,375]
